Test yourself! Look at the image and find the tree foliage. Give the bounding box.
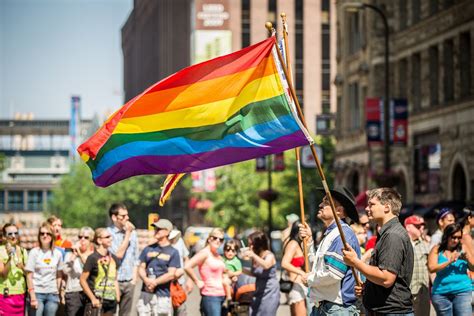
[49,163,164,228]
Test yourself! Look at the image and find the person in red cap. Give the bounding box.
[404,215,431,315]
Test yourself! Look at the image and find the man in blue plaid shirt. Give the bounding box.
[107,203,140,316]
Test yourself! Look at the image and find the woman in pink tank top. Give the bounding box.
[185,228,226,315]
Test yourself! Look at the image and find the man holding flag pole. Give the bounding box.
[299,187,361,315]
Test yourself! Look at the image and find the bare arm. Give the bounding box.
[114,230,132,260]
[154,267,177,286]
[115,279,121,303]
[26,271,38,308]
[0,258,9,278]
[248,251,275,270]
[354,259,396,288]
[281,241,304,277]
[342,244,396,288]
[428,246,457,273]
[184,250,207,286]
[80,271,101,307]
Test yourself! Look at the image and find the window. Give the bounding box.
[241,0,250,48]
[295,0,304,95]
[412,0,421,24]
[460,32,471,98]
[27,191,43,211]
[322,25,330,91]
[268,0,277,31]
[399,59,407,97]
[8,191,24,211]
[443,39,454,102]
[414,132,441,194]
[336,96,342,136]
[430,0,438,15]
[399,0,407,30]
[349,83,360,130]
[321,0,330,12]
[412,53,421,110]
[348,12,361,54]
[0,191,4,211]
[429,46,439,105]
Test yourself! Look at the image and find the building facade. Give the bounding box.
[0,118,93,226]
[335,0,474,205]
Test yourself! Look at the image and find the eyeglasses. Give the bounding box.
[210,236,224,242]
[6,232,19,237]
[78,235,90,240]
[224,247,236,252]
[450,235,462,241]
[40,232,52,236]
[360,222,369,226]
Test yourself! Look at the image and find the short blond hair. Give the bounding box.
[79,226,95,240]
[93,228,108,245]
[367,187,402,216]
[206,228,225,245]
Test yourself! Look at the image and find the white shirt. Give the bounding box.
[25,247,63,294]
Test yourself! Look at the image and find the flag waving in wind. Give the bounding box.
[78,36,313,187]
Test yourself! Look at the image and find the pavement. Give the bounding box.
[132,276,291,315]
[185,280,290,316]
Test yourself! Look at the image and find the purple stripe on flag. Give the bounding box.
[93,131,309,187]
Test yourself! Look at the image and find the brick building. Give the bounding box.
[334,0,474,205]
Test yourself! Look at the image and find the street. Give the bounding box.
[131,275,290,315]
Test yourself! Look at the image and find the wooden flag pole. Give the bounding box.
[276,14,309,273]
[267,19,362,286]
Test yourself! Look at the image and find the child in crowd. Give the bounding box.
[222,240,242,303]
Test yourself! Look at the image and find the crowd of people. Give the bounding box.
[0,189,473,316]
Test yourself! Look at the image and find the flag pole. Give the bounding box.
[267,19,362,286]
[277,14,309,273]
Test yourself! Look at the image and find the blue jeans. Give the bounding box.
[432,291,472,316]
[311,301,359,315]
[28,293,60,316]
[200,295,225,316]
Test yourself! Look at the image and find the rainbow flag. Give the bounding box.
[78,36,313,187]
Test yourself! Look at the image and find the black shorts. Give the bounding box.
[85,298,117,315]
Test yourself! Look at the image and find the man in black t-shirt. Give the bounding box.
[137,219,180,315]
[343,188,414,315]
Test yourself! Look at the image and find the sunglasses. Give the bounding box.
[360,222,370,226]
[414,224,425,229]
[78,235,90,240]
[6,232,19,237]
[40,232,52,236]
[224,247,236,252]
[210,236,224,242]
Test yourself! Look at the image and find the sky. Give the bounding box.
[0,0,133,119]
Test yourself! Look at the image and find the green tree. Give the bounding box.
[272,135,335,228]
[199,160,267,229]
[49,163,164,228]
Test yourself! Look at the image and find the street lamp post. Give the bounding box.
[344,3,390,173]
